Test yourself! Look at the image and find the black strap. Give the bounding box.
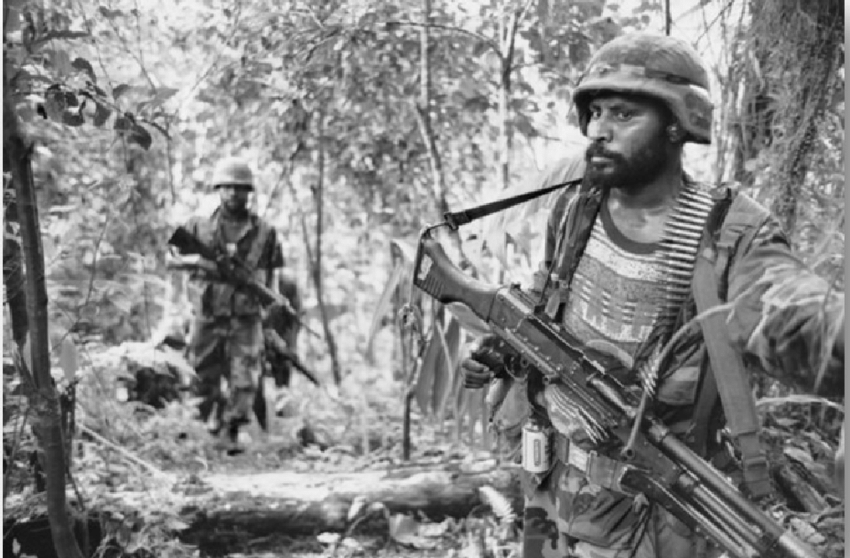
[443,179,580,230]
[691,350,718,457]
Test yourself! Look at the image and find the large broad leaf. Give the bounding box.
[430,316,463,419]
[390,237,417,265]
[365,237,420,364]
[413,314,443,416]
[364,259,405,364]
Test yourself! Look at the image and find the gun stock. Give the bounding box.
[410,225,817,558]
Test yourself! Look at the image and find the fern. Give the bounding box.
[478,485,517,526]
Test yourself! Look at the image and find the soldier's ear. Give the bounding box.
[667,123,685,144]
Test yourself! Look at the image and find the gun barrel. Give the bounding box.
[646,420,817,558]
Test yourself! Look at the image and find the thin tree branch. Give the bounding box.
[383,20,500,53]
[77,424,170,479]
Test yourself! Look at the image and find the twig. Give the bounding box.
[3,405,31,503]
[383,20,499,54]
[170,1,245,118]
[77,424,170,479]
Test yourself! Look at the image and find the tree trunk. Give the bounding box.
[414,0,467,264]
[311,118,343,385]
[3,87,84,558]
[181,464,523,538]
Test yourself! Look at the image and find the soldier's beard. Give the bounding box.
[584,139,668,193]
[222,199,249,217]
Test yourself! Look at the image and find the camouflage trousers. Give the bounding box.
[523,461,723,558]
[189,314,264,428]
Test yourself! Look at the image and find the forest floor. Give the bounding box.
[4,389,520,558]
[2,341,845,558]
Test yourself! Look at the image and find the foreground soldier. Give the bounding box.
[171,156,284,454]
[461,34,844,557]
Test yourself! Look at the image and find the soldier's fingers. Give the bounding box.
[471,347,504,371]
[461,357,490,374]
[463,369,493,388]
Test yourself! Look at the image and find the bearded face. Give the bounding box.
[582,93,674,193]
[219,185,251,215]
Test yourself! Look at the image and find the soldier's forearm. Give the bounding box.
[727,245,844,394]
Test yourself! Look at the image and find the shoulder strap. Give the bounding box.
[214,218,273,309]
[691,188,773,499]
[245,218,273,270]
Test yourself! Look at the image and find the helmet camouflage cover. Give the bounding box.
[210,156,255,190]
[573,33,714,145]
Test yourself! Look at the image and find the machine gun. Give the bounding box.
[408,222,817,558]
[168,226,320,338]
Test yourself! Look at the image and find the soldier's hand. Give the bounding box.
[460,335,516,389]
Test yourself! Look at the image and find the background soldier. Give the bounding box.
[461,33,844,558]
[170,156,284,454]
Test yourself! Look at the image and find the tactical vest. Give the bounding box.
[190,209,273,318]
[536,182,775,499]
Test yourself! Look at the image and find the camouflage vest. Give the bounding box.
[191,208,272,318]
[492,183,773,489]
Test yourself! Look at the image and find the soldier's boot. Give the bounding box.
[212,418,246,455]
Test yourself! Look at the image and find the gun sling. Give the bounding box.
[553,434,633,494]
[691,193,773,499]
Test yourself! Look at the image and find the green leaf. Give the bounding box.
[414,321,443,415]
[113,115,132,132]
[113,115,152,148]
[113,84,131,100]
[62,109,84,127]
[64,91,79,107]
[431,317,462,419]
[128,123,153,150]
[153,87,179,104]
[98,6,123,19]
[72,57,96,83]
[365,259,405,364]
[93,102,111,127]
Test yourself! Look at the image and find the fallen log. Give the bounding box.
[181,461,523,539]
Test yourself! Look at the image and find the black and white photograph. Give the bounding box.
[1,0,845,557]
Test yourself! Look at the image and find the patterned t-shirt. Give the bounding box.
[561,185,714,364]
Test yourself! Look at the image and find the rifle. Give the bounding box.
[263,328,321,387]
[168,226,321,339]
[409,223,817,558]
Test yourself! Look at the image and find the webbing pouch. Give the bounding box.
[214,219,271,310]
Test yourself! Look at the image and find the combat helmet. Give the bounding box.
[573,33,713,145]
[210,156,255,190]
